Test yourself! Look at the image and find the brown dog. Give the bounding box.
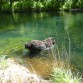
[25,37,55,55]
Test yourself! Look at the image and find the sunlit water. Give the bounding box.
[0,12,83,78]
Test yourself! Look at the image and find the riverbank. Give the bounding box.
[0,0,83,13]
[0,57,82,83]
[0,58,49,83]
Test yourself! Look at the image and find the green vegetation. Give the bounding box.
[0,58,8,70]
[0,3,11,12]
[0,0,83,12]
[51,68,82,83]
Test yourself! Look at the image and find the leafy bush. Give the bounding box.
[22,1,33,9]
[62,0,73,11]
[0,3,11,12]
[62,0,83,11]
[12,1,33,12]
[33,1,44,11]
[77,0,83,9]
[43,0,60,11]
[12,1,22,11]
[0,0,83,12]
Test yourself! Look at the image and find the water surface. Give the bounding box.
[0,12,83,77]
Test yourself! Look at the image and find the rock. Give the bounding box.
[25,37,55,55]
[0,58,50,83]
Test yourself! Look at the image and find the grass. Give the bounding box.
[0,57,8,70]
[51,68,82,83]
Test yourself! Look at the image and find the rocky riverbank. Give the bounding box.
[0,58,50,83]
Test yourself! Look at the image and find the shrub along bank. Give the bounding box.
[0,0,83,13]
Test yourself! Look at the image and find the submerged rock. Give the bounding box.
[0,58,50,83]
[25,37,55,55]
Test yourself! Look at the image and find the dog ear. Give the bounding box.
[51,37,56,45]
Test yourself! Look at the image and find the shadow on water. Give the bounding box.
[0,12,83,77]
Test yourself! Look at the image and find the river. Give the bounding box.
[0,12,83,78]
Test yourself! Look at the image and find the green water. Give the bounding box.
[0,12,83,76]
